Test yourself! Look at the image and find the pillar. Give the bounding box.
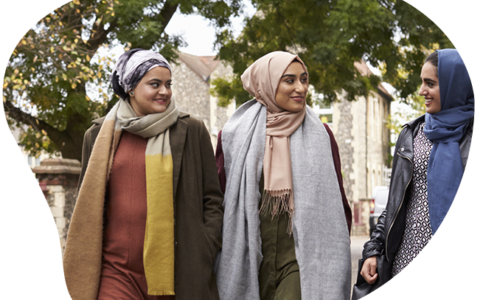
[32,158,81,253]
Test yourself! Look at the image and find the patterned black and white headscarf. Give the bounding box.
[111,49,171,99]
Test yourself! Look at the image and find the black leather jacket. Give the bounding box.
[362,115,473,264]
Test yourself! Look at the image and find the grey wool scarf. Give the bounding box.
[215,100,351,300]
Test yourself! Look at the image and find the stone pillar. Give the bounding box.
[33,158,81,253]
[39,181,48,197]
[353,198,371,236]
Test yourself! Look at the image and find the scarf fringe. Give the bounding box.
[259,189,294,235]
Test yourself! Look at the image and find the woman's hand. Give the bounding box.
[360,256,378,284]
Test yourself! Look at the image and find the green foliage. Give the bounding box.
[20,126,61,159]
[3,0,242,160]
[387,94,426,136]
[385,93,426,166]
[210,76,251,107]
[212,0,453,107]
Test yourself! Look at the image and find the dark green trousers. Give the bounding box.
[259,172,301,300]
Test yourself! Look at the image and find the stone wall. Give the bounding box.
[170,60,211,130]
[351,96,368,202]
[210,61,236,148]
[333,94,355,202]
[366,93,390,194]
[33,158,80,252]
[333,90,391,235]
[171,58,236,149]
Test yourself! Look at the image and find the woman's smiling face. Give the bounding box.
[275,61,308,112]
[419,61,441,114]
[129,66,172,116]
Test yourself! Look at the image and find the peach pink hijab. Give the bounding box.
[241,51,308,226]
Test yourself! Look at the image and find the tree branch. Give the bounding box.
[86,1,178,53]
[3,100,66,145]
[87,18,117,52]
[157,1,179,30]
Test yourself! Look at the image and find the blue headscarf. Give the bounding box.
[424,49,475,234]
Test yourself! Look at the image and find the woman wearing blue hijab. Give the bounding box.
[355,49,474,293]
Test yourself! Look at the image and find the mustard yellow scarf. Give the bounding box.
[63,99,179,299]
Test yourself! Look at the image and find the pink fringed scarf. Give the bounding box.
[240,51,308,231]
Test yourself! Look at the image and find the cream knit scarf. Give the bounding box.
[63,98,179,299]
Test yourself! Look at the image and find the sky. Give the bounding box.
[165,2,256,56]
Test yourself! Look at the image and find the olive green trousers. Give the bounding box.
[259,172,301,300]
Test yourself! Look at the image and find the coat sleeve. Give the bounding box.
[323,124,352,235]
[362,210,387,260]
[78,127,93,190]
[198,123,224,253]
[78,123,102,190]
[215,130,226,194]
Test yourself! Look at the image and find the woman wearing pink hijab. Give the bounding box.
[214,51,352,300]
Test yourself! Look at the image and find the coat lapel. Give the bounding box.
[170,113,189,199]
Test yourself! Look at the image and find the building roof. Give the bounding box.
[354,61,392,101]
[177,52,220,82]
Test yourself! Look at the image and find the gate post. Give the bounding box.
[32,158,81,253]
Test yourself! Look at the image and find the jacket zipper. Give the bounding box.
[385,152,413,262]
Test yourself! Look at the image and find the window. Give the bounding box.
[319,114,333,123]
[313,95,333,125]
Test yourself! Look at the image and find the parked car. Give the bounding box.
[369,186,389,236]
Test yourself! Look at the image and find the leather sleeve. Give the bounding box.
[360,128,406,261]
[362,209,387,259]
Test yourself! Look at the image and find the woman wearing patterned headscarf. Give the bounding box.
[63,49,224,300]
[214,51,352,300]
[357,49,474,293]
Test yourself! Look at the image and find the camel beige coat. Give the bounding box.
[65,112,223,300]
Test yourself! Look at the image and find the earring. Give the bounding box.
[129,91,134,96]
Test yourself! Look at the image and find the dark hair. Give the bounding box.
[110,48,144,99]
[111,70,128,99]
[425,51,439,77]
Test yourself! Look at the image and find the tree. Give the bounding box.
[211,0,453,107]
[3,0,242,161]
